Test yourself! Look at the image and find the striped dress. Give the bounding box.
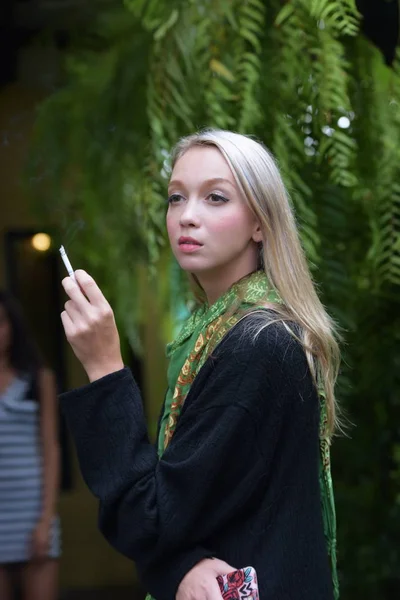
[0,375,61,563]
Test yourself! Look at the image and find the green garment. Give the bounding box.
[146,270,339,600]
[157,330,197,458]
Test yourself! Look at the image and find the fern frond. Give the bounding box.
[308,0,361,36]
[312,30,357,186]
[235,0,266,131]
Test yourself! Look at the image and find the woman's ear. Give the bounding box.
[252,224,263,243]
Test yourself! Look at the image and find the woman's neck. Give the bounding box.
[199,264,259,306]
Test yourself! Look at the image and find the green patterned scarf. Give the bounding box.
[146,270,339,600]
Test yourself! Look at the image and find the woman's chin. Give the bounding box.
[175,256,206,272]
[173,250,225,275]
[179,263,205,274]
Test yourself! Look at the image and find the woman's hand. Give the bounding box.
[177,558,236,600]
[31,519,50,561]
[61,270,124,382]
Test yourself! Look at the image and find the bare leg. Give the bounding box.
[21,559,59,600]
[0,565,14,600]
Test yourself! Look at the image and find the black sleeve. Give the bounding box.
[60,324,302,598]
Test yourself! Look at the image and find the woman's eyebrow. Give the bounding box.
[203,177,236,188]
[168,177,235,190]
[168,179,185,191]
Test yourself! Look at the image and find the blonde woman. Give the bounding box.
[59,130,340,600]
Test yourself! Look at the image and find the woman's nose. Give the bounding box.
[179,199,200,227]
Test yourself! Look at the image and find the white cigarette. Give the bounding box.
[59,245,76,282]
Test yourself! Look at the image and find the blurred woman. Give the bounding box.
[0,291,61,600]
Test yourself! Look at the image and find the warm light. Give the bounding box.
[31,233,51,252]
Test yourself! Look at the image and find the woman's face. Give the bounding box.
[0,304,11,357]
[166,146,261,280]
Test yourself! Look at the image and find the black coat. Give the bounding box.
[60,320,334,600]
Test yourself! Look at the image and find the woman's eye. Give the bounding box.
[208,193,229,203]
[167,194,183,204]
[167,193,229,204]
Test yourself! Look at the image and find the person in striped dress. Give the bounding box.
[0,291,61,600]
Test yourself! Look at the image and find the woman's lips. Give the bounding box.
[178,242,203,253]
[178,236,203,253]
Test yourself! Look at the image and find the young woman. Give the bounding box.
[0,292,61,600]
[59,129,340,600]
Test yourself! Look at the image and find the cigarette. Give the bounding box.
[59,245,76,282]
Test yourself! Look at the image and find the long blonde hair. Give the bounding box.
[171,129,341,437]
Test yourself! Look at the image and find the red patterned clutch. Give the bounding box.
[216,566,259,599]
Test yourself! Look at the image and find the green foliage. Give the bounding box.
[26,1,400,597]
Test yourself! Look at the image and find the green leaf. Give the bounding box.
[154,8,179,40]
[275,2,295,26]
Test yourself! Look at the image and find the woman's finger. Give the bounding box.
[62,276,92,317]
[61,310,76,341]
[207,578,226,600]
[210,559,236,575]
[64,299,85,326]
[74,270,110,310]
